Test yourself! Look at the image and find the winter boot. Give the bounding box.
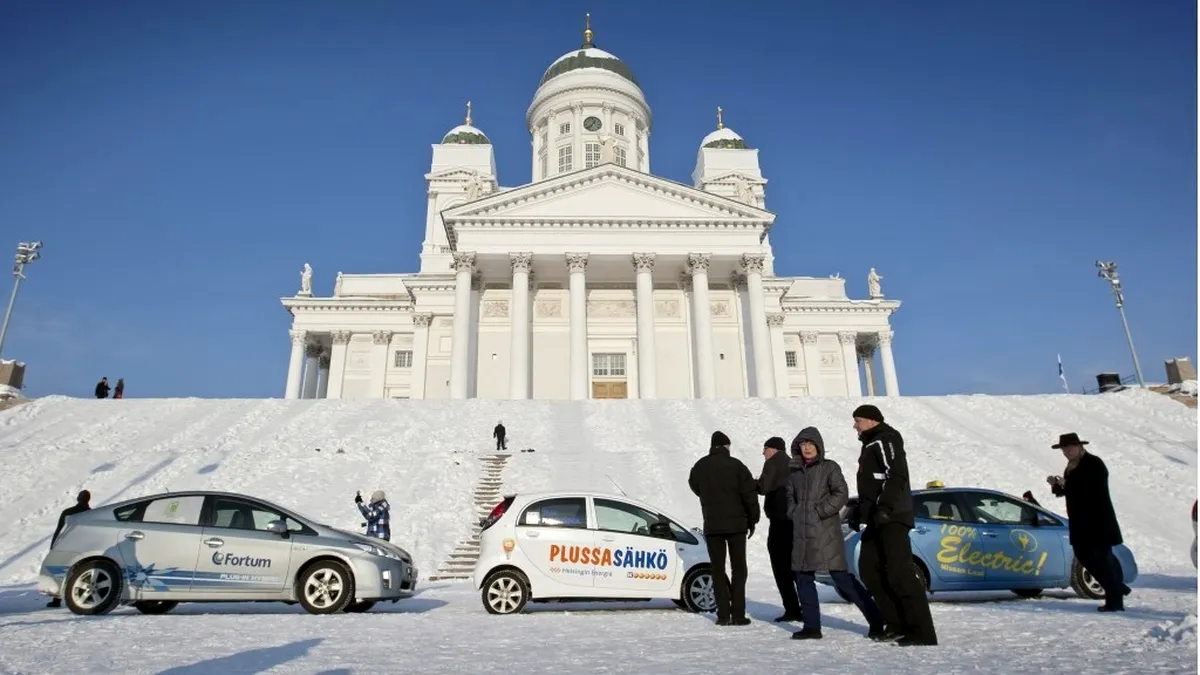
[46,598,61,608]
[791,628,823,640]
[774,613,802,623]
[895,635,938,647]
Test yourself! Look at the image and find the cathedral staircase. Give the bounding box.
[428,452,512,581]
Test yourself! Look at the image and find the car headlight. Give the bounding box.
[354,543,399,560]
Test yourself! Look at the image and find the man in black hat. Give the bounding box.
[1047,432,1129,611]
[757,436,803,621]
[851,404,938,646]
[46,490,91,608]
[688,431,760,626]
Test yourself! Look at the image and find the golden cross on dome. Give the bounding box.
[716,106,724,130]
[465,100,472,126]
[583,13,594,47]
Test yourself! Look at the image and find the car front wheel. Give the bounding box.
[296,561,355,614]
[482,570,530,615]
[133,600,178,615]
[680,567,716,613]
[64,559,124,616]
[1070,558,1105,600]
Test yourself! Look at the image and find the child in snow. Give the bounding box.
[355,490,391,541]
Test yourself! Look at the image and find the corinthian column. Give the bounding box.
[326,331,351,399]
[449,252,476,399]
[509,252,533,399]
[285,329,307,399]
[302,343,322,399]
[838,331,861,397]
[687,253,716,398]
[633,253,657,399]
[410,313,433,399]
[566,253,589,400]
[741,253,774,397]
[878,330,900,396]
[800,331,823,397]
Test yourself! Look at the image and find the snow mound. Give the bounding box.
[0,384,21,399]
[1169,380,1198,396]
[1147,613,1198,643]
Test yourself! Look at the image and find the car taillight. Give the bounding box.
[480,496,515,533]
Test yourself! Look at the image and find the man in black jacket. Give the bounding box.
[757,436,802,622]
[46,490,91,608]
[689,431,760,626]
[493,421,506,451]
[851,405,937,646]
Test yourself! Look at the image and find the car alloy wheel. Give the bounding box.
[64,560,123,616]
[483,571,529,615]
[681,568,716,613]
[1081,568,1104,596]
[297,561,355,614]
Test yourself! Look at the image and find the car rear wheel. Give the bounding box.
[133,600,178,615]
[1011,588,1044,599]
[344,600,376,613]
[64,559,123,616]
[1070,558,1105,600]
[482,570,530,615]
[296,561,355,614]
[680,567,716,613]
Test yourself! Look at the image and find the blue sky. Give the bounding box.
[0,0,1194,398]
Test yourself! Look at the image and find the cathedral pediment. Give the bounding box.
[441,164,775,224]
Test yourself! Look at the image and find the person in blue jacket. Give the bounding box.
[355,490,391,541]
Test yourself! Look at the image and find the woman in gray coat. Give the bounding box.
[786,426,886,640]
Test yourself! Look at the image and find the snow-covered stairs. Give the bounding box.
[428,452,512,581]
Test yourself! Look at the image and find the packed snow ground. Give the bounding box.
[0,391,1195,674]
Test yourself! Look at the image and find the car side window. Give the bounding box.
[915,494,964,522]
[114,501,149,522]
[518,498,587,529]
[207,497,304,533]
[142,496,205,526]
[594,499,659,536]
[960,492,1040,527]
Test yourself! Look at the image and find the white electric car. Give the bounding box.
[472,491,716,615]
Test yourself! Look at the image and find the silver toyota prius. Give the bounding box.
[37,490,418,616]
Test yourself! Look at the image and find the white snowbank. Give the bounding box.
[0,384,21,399]
[1148,612,1198,643]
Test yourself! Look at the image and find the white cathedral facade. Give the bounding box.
[281,22,902,401]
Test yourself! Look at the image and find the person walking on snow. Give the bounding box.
[688,431,760,626]
[786,427,885,640]
[94,378,110,399]
[355,490,391,541]
[493,421,507,451]
[851,404,938,646]
[46,490,91,608]
[1047,432,1130,611]
[113,378,125,399]
[756,436,803,622]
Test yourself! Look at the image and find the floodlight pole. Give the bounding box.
[0,241,43,360]
[1095,260,1145,388]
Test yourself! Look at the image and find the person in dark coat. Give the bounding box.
[113,378,125,399]
[94,378,110,399]
[851,405,938,646]
[756,436,802,621]
[46,490,91,608]
[688,431,760,626]
[493,421,507,451]
[1047,432,1129,611]
[787,427,886,640]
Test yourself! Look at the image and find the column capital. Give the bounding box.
[451,251,476,272]
[766,313,786,327]
[877,330,894,346]
[289,329,308,346]
[565,253,589,272]
[686,253,712,274]
[304,343,323,358]
[799,331,820,345]
[632,253,656,271]
[318,354,331,369]
[856,341,876,359]
[730,272,747,290]
[372,330,393,346]
[837,331,858,345]
[740,253,766,274]
[331,330,352,345]
[412,312,434,328]
[509,252,534,273]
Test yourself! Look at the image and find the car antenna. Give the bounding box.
[604,474,628,498]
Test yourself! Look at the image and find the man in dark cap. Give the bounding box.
[851,405,938,646]
[757,436,803,621]
[689,431,760,626]
[46,490,91,608]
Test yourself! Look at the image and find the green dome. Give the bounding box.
[539,47,638,88]
[441,124,490,145]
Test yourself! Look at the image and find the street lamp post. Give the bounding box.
[1095,260,1145,387]
[0,241,43,360]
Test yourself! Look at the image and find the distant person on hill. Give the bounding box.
[46,490,92,608]
[755,436,802,622]
[493,421,507,451]
[688,431,760,626]
[94,378,110,399]
[113,378,125,399]
[355,490,391,541]
[1047,432,1130,612]
[851,404,938,646]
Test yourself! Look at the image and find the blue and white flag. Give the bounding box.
[1058,354,1070,393]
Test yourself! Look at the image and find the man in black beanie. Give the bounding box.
[851,404,938,646]
[689,431,760,626]
[757,436,802,621]
[46,489,92,608]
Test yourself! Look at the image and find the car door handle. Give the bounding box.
[125,531,145,541]
[981,531,998,538]
[599,535,615,542]
[914,526,928,534]
[204,537,225,548]
[525,531,539,538]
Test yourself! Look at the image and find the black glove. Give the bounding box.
[354,492,363,504]
[747,524,756,540]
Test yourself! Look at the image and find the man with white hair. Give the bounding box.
[355,490,391,541]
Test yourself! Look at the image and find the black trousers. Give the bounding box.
[766,519,802,615]
[495,436,506,451]
[705,533,748,621]
[1074,545,1126,607]
[858,523,937,641]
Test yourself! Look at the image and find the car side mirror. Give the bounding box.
[266,520,289,536]
[649,521,672,539]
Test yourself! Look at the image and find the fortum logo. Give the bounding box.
[211,552,272,568]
